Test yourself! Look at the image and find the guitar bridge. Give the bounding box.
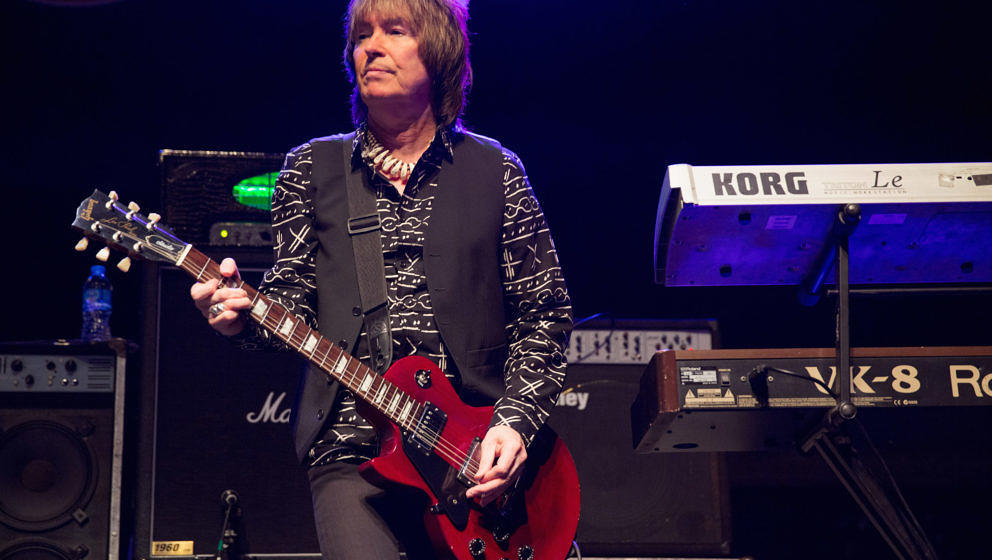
[457,437,482,487]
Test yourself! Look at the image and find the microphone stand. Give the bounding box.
[216,489,247,560]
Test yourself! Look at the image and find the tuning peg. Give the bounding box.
[126,201,141,219]
[146,212,161,230]
[112,231,124,243]
[95,247,110,262]
[132,242,143,253]
[106,191,119,209]
[75,238,89,252]
[117,257,132,273]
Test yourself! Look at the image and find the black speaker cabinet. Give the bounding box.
[135,262,322,559]
[0,339,127,560]
[548,362,731,556]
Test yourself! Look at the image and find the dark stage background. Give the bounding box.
[2,0,990,559]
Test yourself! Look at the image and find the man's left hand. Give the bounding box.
[465,425,527,507]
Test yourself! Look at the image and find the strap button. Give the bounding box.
[352,307,362,316]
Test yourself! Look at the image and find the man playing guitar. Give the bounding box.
[190,1,573,558]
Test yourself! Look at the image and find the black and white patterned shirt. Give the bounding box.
[246,125,572,466]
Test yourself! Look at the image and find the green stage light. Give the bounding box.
[232,171,279,211]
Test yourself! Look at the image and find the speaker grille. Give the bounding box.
[0,539,78,560]
[0,421,97,532]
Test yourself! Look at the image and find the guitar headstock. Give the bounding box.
[71,189,189,270]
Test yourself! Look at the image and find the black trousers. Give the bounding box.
[307,461,438,560]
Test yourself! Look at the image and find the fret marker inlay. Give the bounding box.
[334,354,349,375]
[251,300,268,319]
[303,334,318,354]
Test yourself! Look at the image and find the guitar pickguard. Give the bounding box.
[401,424,471,530]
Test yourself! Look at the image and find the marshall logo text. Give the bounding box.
[246,391,293,424]
[712,172,808,196]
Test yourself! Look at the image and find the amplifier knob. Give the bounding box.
[11,359,23,373]
[24,375,35,387]
[65,359,78,372]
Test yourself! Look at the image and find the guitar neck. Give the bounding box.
[176,247,425,431]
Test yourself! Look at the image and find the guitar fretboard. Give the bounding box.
[179,248,427,433]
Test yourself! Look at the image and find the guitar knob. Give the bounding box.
[117,257,132,273]
[75,238,89,251]
[493,528,511,546]
[517,545,534,560]
[468,538,486,557]
[95,247,110,262]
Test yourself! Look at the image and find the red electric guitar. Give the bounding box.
[72,190,580,560]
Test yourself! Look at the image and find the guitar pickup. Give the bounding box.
[405,402,447,455]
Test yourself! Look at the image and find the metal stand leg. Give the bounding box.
[800,203,937,560]
[802,417,937,560]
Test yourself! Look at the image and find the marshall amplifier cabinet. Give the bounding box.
[0,338,128,560]
[135,262,321,559]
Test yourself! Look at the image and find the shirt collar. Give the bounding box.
[351,122,457,169]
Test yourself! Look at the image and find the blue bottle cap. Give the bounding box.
[91,265,107,276]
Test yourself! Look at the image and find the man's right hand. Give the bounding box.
[190,257,251,336]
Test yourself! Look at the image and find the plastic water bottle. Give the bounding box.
[81,265,112,341]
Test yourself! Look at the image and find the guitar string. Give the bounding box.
[287,316,482,475]
[184,255,485,477]
[255,292,483,475]
[218,268,484,474]
[93,209,485,474]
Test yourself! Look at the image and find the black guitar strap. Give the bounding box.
[340,135,393,375]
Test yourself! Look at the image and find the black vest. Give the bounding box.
[290,131,509,462]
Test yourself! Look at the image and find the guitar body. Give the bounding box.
[357,356,580,560]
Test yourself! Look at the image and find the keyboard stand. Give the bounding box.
[799,204,937,560]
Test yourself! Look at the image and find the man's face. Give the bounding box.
[353,13,432,110]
